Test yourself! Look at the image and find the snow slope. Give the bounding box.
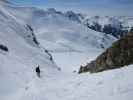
[5,5,116,51]
[0,1,133,100]
[84,16,133,30]
[83,16,133,38]
[18,65,133,100]
[0,2,59,99]
[84,16,121,28]
[2,51,133,100]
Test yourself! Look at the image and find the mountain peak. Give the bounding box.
[0,0,9,3]
[0,0,11,6]
[47,8,57,13]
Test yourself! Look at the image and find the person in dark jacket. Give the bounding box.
[36,66,40,78]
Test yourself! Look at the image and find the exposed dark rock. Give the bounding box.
[102,24,127,38]
[0,44,8,52]
[65,11,82,23]
[85,21,129,38]
[79,32,133,73]
[26,24,39,45]
[87,22,102,32]
[130,27,133,33]
[45,49,53,61]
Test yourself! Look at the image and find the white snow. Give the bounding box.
[84,16,133,31]
[1,48,133,100]
[51,50,102,73]
[0,2,59,100]
[0,1,133,100]
[5,4,116,50]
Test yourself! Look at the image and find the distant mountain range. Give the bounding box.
[83,16,133,38]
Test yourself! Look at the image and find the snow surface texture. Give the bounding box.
[0,1,133,100]
[0,2,59,100]
[82,16,133,39]
[5,6,116,50]
[83,16,133,31]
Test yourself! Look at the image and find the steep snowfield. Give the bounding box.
[17,65,133,100]
[1,48,133,100]
[0,2,59,100]
[4,4,117,76]
[5,5,116,51]
[0,1,133,100]
[2,51,133,100]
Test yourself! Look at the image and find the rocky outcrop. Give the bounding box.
[26,24,39,46]
[85,22,128,38]
[83,16,133,39]
[79,32,133,73]
[0,44,8,52]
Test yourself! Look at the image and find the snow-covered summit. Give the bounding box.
[83,16,133,38]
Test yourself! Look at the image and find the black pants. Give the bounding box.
[37,72,40,77]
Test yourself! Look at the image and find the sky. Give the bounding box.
[10,0,133,16]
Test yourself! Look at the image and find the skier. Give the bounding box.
[36,65,41,78]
